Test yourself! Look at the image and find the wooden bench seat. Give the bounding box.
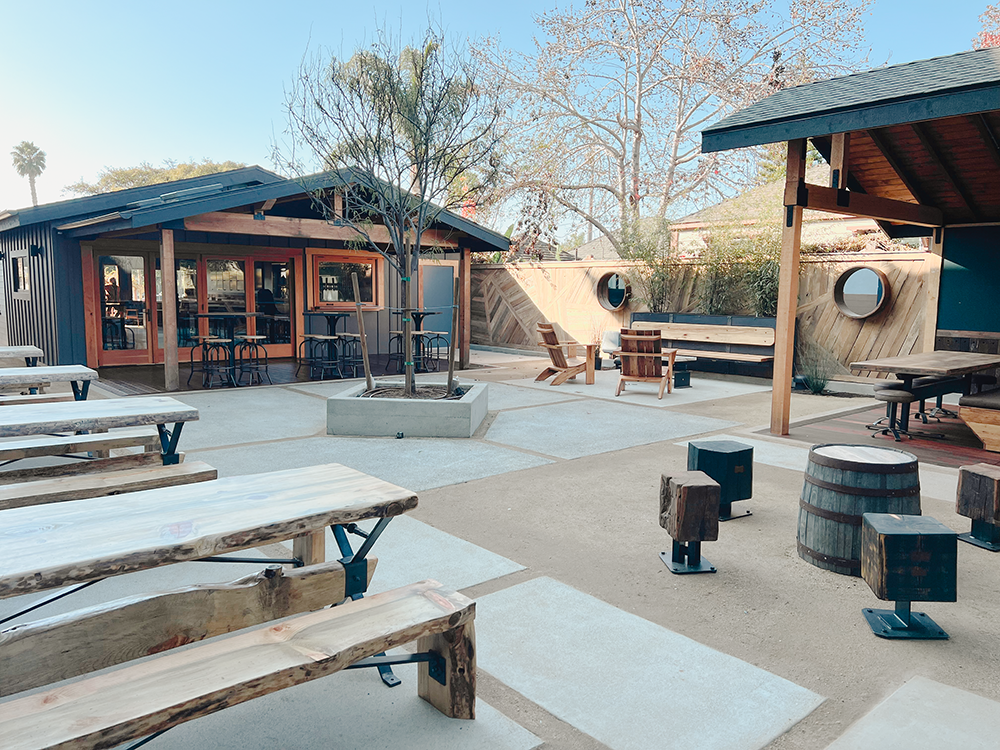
[631,322,775,364]
[0,392,74,406]
[0,578,475,750]
[0,426,161,461]
[959,391,1000,452]
[0,460,218,509]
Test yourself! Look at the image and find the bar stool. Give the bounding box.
[296,334,322,377]
[187,335,223,387]
[337,333,364,378]
[236,335,271,386]
[202,339,234,389]
[308,334,341,380]
[418,331,449,372]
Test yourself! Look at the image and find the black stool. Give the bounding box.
[202,339,235,388]
[236,335,271,386]
[687,439,754,520]
[861,513,956,639]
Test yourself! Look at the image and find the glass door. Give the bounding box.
[97,253,155,365]
[253,259,294,357]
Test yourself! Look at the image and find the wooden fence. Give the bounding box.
[472,251,930,377]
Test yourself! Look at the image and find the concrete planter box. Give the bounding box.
[327,381,489,438]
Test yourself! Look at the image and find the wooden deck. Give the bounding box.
[773,404,992,469]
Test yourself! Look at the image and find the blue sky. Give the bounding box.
[0,1,989,223]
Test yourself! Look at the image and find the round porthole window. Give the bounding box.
[833,266,890,319]
[597,273,630,311]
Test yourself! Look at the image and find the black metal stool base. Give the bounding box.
[863,602,948,640]
[660,541,716,574]
[958,519,1000,551]
[719,502,752,522]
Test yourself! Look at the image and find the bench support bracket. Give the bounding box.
[156,423,184,465]
[346,652,447,686]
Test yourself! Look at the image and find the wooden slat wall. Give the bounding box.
[473,252,929,376]
[0,224,61,364]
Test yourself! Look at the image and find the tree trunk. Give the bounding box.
[29,175,38,207]
[403,242,416,396]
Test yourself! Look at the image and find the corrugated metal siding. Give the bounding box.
[54,235,87,364]
[0,223,61,364]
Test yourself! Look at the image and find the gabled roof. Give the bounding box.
[0,167,283,232]
[703,47,1000,153]
[1,166,508,251]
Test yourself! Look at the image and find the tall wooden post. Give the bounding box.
[771,139,806,436]
[160,229,179,392]
[458,248,472,369]
[830,133,850,189]
[922,227,944,352]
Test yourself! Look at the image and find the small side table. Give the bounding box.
[860,513,956,640]
[956,462,1000,551]
[658,471,720,574]
[687,439,754,520]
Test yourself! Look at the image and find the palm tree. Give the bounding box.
[11,141,46,207]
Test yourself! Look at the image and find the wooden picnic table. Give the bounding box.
[851,351,1000,380]
[0,346,44,366]
[0,365,98,400]
[0,396,198,463]
[0,462,417,600]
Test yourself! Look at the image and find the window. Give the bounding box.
[597,272,629,311]
[12,256,29,293]
[313,256,377,307]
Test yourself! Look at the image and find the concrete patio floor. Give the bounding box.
[3,350,999,749]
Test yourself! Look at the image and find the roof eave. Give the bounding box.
[702,83,1000,153]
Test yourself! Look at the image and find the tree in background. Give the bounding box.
[10,141,47,207]
[974,4,1000,48]
[65,158,246,196]
[277,24,502,396]
[475,0,872,256]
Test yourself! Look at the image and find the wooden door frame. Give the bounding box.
[89,249,158,366]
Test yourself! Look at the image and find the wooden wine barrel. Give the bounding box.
[797,444,921,576]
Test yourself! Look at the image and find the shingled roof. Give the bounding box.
[703,47,1000,153]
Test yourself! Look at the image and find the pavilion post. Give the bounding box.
[160,229,179,392]
[922,227,944,352]
[771,139,806,435]
[830,133,850,188]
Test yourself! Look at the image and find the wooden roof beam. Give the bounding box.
[866,128,930,205]
[911,122,980,220]
[971,114,1000,172]
[183,211,459,249]
[797,183,943,227]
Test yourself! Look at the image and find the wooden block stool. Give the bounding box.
[956,463,1000,551]
[860,513,957,639]
[658,471,720,574]
[687,439,753,520]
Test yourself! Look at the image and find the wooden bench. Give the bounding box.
[959,390,1000,451]
[0,576,475,749]
[631,321,775,364]
[0,392,74,406]
[0,460,218,509]
[0,425,161,462]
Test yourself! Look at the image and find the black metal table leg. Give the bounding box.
[332,518,400,687]
[156,422,185,465]
[70,380,90,401]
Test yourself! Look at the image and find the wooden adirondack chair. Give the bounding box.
[535,322,596,386]
[614,328,676,399]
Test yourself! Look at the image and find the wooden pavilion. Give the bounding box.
[0,167,508,388]
[702,47,1000,434]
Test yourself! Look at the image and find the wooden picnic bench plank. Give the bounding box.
[0,426,160,461]
[0,579,475,750]
[0,392,75,406]
[0,365,98,386]
[0,463,418,599]
[0,396,198,438]
[0,346,45,362]
[0,459,214,508]
[0,560,378,697]
[0,450,182,485]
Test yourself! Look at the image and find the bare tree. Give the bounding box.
[475,0,871,257]
[276,24,502,396]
